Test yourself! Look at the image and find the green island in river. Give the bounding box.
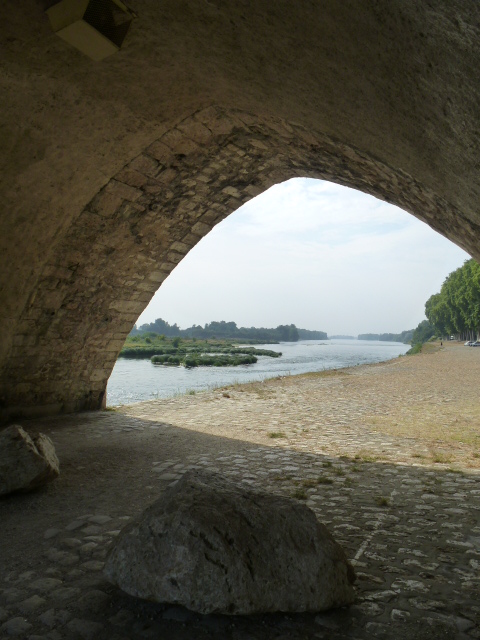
[119,334,281,368]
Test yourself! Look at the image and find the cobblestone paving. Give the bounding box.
[1,345,479,639]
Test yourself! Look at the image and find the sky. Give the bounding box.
[136,178,470,336]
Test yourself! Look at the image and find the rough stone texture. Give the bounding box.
[1,2,480,419]
[104,470,356,614]
[0,425,59,496]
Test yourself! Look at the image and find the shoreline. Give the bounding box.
[119,341,479,471]
[107,339,409,408]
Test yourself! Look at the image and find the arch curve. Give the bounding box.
[0,106,477,420]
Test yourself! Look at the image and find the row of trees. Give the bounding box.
[358,330,414,344]
[424,259,480,341]
[130,319,328,342]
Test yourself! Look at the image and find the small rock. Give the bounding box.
[65,520,86,532]
[45,549,79,566]
[81,561,104,571]
[39,608,71,629]
[16,571,35,582]
[29,579,62,593]
[17,595,46,613]
[75,590,111,614]
[153,472,180,480]
[391,579,428,593]
[89,516,112,525]
[50,587,81,602]
[79,543,98,555]
[43,529,60,540]
[409,598,446,611]
[1,616,33,636]
[66,618,104,640]
[0,588,27,605]
[82,526,101,536]
[391,608,410,622]
[353,601,384,617]
[364,590,397,602]
[61,538,82,549]
[0,426,59,495]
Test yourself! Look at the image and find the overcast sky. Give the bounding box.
[136,178,470,336]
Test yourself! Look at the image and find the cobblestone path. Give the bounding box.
[1,344,479,639]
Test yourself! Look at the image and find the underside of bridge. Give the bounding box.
[0,1,479,422]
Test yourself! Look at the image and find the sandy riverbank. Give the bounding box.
[122,341,480,471]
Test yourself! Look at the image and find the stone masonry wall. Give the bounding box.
[1,106,478,421]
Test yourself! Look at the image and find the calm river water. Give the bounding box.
[106,339,409,407]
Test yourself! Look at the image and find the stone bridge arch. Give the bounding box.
[1,1,479,421]
[1,106,477,421]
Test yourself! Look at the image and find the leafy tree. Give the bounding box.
[411,320,435,344]
[424,259,480,340]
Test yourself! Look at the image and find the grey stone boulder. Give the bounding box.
[0,425,60,496]
[104,470,356,614]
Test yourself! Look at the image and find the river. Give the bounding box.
[106,339,409,407]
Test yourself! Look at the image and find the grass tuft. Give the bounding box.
[292,489,308,500]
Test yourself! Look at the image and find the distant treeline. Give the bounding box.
[297,328,328,340]
[130,319,328,342]
[358,330,414,344]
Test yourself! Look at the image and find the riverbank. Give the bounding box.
[1,342,479,639]
[121,340,480,470]
[107,338,409,405]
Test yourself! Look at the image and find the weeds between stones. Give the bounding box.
[301,479,318,488]
[317,476,334,485]
[292,488,308,500]
[431,452,453,464]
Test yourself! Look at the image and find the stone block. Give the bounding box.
[161,129,200,155]
[177,119,213,144]
[115,169,148,189]
[170,241,190,253]
[91,191,124,217]
[148,271,167,283]
[108,300,145,314]
[128,154,160,178]
[156,167,177,184]
[191,221,211,236]
[105,180,142,202]
[166,251,184,264]
[146,140,172,163]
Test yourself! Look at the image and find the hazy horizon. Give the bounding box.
[136,178,470,335]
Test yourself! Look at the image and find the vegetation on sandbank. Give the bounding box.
[119,334,282,368]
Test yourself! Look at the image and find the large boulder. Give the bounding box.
[104,470,356,614]
[0,425,60,496]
